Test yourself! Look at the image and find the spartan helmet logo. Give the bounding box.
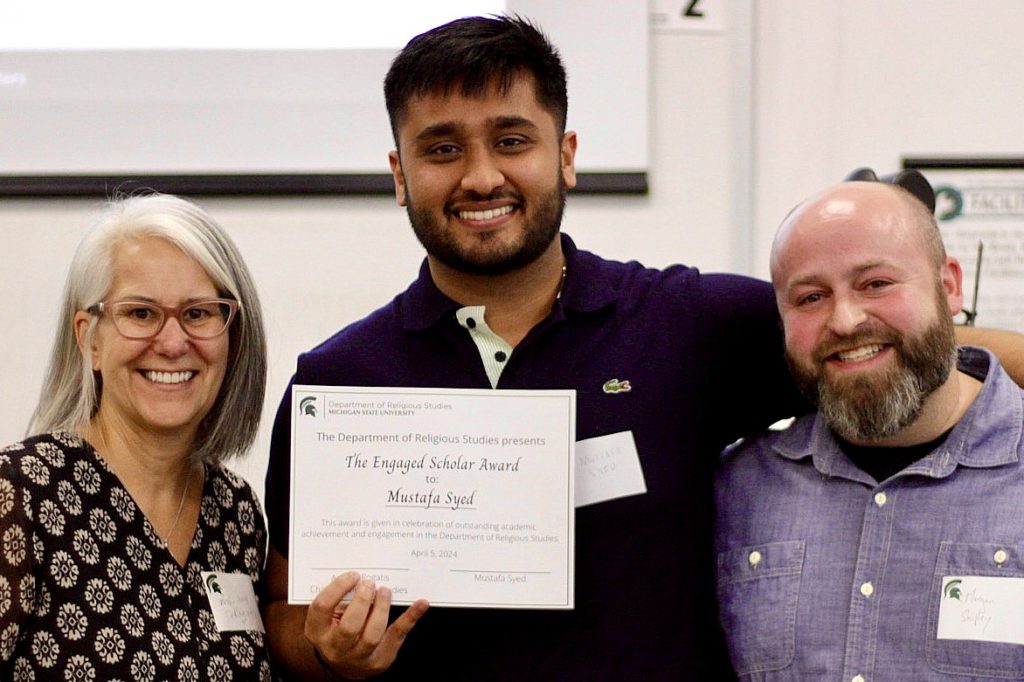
[299,396,318,417]
[205,574,222,595]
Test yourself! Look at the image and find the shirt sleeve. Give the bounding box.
[0,464,35,662]
[694,273,810,443]
[263,377,295,558]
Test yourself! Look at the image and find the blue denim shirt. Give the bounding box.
[715,347,1024,681]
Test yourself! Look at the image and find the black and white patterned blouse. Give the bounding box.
[0,432,272,680]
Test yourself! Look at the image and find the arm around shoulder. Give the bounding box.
[956,326,1024,386]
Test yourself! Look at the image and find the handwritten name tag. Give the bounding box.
[201,571,265,633]
[575,431,647,508]
[937,575,1024,645]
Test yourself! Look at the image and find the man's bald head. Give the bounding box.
[771,181,946,290]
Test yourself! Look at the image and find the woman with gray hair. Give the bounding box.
[0,194,271,679]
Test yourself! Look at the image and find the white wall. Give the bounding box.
[2,0,1022,493]
[0,5,755,491]
[751,0,1024,277]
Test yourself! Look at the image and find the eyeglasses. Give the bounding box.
[87,299,240,340]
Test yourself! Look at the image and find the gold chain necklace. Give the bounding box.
[162,465,194,544]
[84,426,196,546]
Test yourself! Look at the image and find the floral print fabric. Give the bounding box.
[0,432,271,680]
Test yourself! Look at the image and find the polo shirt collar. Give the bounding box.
[772,347,1022,480]
[399,233,617,331]
[555,234,618,315]
[400,259,461,331]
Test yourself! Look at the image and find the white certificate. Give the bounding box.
[288,385,576,609]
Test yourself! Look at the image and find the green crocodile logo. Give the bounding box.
[603,379,632,394]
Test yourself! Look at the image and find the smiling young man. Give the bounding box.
[262,15,807,681]
[714,176,1024,681]
[261,15,1024,681]
[386,70,576,348]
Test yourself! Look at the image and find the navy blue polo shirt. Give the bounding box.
[265,233,803,681]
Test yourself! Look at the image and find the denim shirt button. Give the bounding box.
[860,581,874,597]
[748,550,762,567]
[873,491,887,507]
[994,549,1009,565]
[852,676,866,682]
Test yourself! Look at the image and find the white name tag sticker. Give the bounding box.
[938,576,1024,644]
[575,431,647,508]
[202,571,265,633]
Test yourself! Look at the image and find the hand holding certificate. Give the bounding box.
[289,386,576,609]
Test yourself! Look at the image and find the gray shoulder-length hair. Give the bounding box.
[29,193,267,464]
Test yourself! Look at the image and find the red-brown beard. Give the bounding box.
[786,291,958,442]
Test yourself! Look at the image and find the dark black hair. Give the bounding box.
[384,15,568,144]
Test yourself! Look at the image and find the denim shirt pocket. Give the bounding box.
[716,539,804,676]
[927,541,1024,679]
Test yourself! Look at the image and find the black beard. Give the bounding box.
[787,299,958,442]
[405,181,566,276]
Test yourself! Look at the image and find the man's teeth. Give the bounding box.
[835,344,884,362]
[144,371,195,384]
[459,205,513,220]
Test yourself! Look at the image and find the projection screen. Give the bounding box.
[0,1,648,195]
